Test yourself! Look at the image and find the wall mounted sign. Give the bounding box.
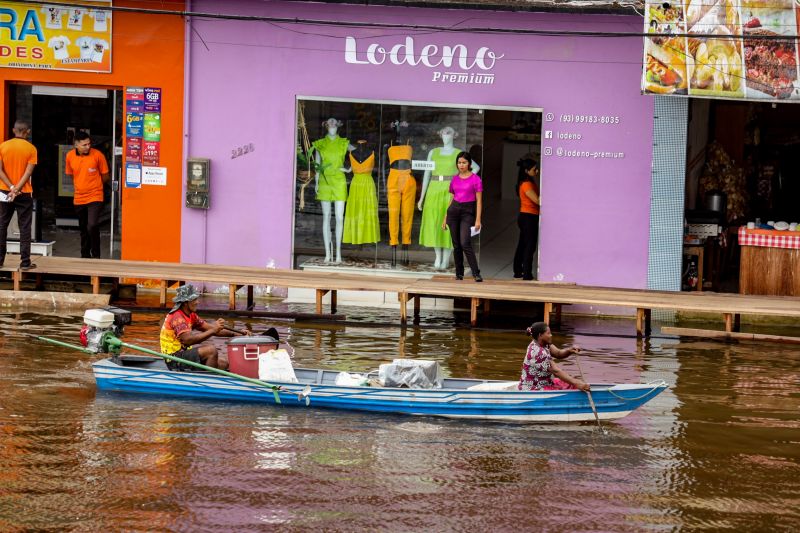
[0,0,113,73]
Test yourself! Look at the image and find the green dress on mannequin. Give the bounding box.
[313,135,349,202]
[343,145,380,244]
[419,147,458,248]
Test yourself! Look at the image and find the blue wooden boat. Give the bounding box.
[92,355,667,423]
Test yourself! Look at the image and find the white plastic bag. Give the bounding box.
[334,372,369,387]
[258,349,298,383]
[378,359,443,389]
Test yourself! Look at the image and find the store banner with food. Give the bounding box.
[0,0,112,73]
[642,0,800,101]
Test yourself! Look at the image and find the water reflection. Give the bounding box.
[0,311,799,530]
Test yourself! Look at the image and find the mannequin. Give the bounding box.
[343,140,380,245]
[417,126,480,269]
[386,130,416,266]
[313,118,353,263]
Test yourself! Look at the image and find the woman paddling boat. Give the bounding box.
[518,322,590,392]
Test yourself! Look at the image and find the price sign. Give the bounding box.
[143,141,160,166]
[412,160,435,171]
[143,113,161,142]
[144,88,162,112]
[126,137,142,162]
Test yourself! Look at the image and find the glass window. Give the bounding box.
[294,98,541,278]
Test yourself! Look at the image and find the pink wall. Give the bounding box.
[184,1,653,288]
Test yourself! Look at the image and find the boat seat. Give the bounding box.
[466,381,518,392]
[117,354,163,367]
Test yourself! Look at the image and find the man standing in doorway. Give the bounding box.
[65,131,109,258]
[0,120,38,270]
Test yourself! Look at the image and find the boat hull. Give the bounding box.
[92,359,667,423]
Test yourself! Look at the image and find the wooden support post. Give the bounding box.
[159,280,168,307]
[330,290,337,314]
[733,313,741,333]
[543,302,553,325]
[636,308,645,338]
[35,272,43,291]
[483,299,491,313]
[246,285,254,310]
[644,308,652,336]
[555,303,562,325]
[13,271,20,291]
[470,297,479,327]
[724,313,733,333]
[316,289,328,315]
[228,284,239,310]
[399,292,408,324]
[413,294,420,324]
[91,276,100,294]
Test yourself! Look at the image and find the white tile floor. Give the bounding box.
[477,197,538,280]
[39,226,113,259]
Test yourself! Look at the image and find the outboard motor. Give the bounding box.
[80,307,132,353]
[102,306,132,336]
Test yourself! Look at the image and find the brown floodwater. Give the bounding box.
[1,306,799,532]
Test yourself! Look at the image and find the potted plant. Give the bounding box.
[296,144,318,180]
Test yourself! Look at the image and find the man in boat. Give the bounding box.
[518,322,589,391]
[160,284,249,371]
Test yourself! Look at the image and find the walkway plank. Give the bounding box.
[662,326,800,344]
[12,257,800,333]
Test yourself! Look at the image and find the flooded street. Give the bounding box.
[1,307,799,531]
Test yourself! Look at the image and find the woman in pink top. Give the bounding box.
[441,152,483,282]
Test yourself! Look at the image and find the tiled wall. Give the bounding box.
[647,97,688,297]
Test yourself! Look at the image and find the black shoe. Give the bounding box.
[474,274,483,282]
[513,273,523,279]
[522,275,534,281]
[455,274,464,280]
[20,262,37,270]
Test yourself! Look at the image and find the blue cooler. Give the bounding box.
[226,336,279,378]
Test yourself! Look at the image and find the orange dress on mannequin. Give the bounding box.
[387,145,416,246]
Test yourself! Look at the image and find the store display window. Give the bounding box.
[294,98,487,274]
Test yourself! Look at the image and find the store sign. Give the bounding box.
[344,36,504,85]
[642,0,800,101]
[0,0,112,73]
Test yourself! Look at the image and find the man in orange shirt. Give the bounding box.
[65,131,110,258]
[0,120,38,270]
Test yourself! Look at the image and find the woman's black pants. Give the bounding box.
[513,212,539,279]
[446,201,480,277]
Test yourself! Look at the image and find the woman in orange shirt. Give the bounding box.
[513,158,540,281]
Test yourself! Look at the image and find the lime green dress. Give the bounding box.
[313,135,349,202]
[419,148,458,248]
[343,151,380,244]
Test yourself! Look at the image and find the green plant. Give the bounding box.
[297,145,325,174]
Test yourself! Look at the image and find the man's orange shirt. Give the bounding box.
[65,148,109,205]
[0,138,38,194]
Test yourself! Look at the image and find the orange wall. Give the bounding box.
[0,1,185,262]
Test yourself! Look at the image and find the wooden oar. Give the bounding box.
[223,325,251,336]
[223,325,280,339]
[574,355,607,435]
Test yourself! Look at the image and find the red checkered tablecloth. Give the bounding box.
[738,227,800,249]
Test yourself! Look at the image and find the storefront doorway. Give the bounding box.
[685,98,800,293]
[293,97,541,279]
[7,84,123,259]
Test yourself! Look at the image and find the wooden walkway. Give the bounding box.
[5,256,800,335]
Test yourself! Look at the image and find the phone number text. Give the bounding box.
[559,114,620,124]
